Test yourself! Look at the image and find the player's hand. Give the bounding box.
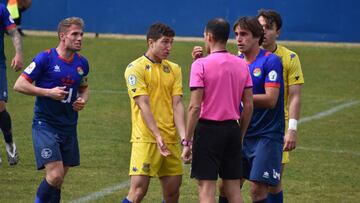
[11,53,23,72]
[155,135,171,157]
[73,97,86,111]
[47,86,69,101]
[284,129,297,151]
[181,146,192,164]
[192,46,203,61]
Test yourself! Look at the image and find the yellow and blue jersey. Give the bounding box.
[240,49,284,142]
[22,48,89,133]
[274,44,304,122]
[124,55,183,144]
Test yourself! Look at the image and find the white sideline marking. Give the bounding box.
[69,100,359,202]
[68,180,130,203]
[298,100,359,124]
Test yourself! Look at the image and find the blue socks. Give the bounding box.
[121,198,132,203]
[0,110,13,143]
[35,179,61,203]
[267,190,283,203]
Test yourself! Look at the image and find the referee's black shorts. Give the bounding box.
[190,119,243,180]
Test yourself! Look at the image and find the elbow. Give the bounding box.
[188,105,201,115]
[13,82,21,92]
[268,98,278,109]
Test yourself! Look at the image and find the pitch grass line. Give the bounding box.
[68,180,130,203]
[69,100,359,203]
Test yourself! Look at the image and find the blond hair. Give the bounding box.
[57,17,84,37]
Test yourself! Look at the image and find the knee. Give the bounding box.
[163,189,180,201]
[46,170,65,187]
[128,186,148,202]
[250,183,267,200]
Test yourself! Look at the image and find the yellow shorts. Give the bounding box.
[282,151,290,164]
[129,142,183,177]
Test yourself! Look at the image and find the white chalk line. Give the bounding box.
[69,100,359,203]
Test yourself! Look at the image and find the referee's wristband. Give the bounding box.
[181,139,192,147]
[288,119,298,131]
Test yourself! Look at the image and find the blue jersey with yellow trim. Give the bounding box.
[22,48,89,133]
[240,49,284,142]
[0,3,16,62]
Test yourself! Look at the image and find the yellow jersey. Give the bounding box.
[124,55,183,143]
[274,44,304,121]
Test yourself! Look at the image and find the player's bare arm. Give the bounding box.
[134,95,171,157]
[14,76,68,100]
[253,87,280,108]
[8,27,23,71]
[239,88,254,138]
[182,88,203,163]
[284,84,302,151]
[172,95,186,140]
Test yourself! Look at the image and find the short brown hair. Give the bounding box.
[233,16,264,46]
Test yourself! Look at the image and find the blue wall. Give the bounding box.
[18,0,360,42]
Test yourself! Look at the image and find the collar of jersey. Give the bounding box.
[143,54,162,64]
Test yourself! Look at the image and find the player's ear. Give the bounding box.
[276,29,281,38]
[148,38,154,48]
[59,32,65,40]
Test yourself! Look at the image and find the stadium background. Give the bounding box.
[7,0,360,43]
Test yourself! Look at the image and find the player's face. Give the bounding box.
[61,24,84,52]
[258,16,279,49]
[150,35,174,61]
[234,25,259,54]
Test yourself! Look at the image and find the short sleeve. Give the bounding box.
[288,53,304,85]
[172,64,183,96]
[264,55,283,88]
[80,57,90,88]
[21,51,48,83]
[189,60,204,88]
[124,63,148,98]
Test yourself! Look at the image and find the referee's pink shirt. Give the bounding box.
[189,51,253,121]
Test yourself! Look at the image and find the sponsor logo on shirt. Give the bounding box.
[132,166,138,172]
[268,70,278,81]
[24,62,36,74]
[253,68,261,77]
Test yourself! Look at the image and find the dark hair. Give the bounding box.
[205,18,230,43]
[257,9,282,31]
[233,16,264,46]
[146,22,175,42]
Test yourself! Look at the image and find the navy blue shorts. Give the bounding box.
[32,120,80,170]
[241,137,283,186]
[0,65,8,102]
[191,119,243,180]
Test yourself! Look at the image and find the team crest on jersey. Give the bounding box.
[163,65,170,73]
[41,148,52,159]
[145,65,151,70]
[268,70,278,81]
[77,67,84,76]
[24,62,36,74]
[142,163,150,173]
[253,68,261,77]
